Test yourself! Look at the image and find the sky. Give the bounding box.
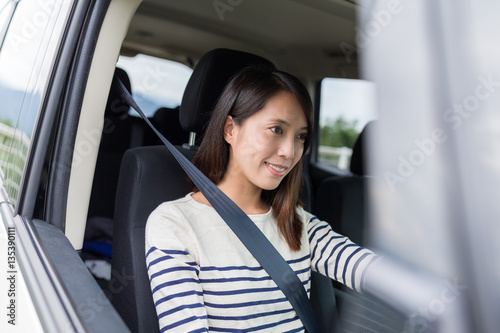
[0,0,377,134]
[0,0,74,136]
[320,78,378,131]
[117,56,379,126]
[117,54,193,116]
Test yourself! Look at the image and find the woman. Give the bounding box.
[145,66,377,332]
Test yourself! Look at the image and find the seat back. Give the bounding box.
[111,48,334,332]
[111,49,277,332]
[314,121,375,246]
[88,67,133,219]
[111,146,196,332]
[150,106,190,146]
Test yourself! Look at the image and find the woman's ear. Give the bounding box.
[223,115,236,144]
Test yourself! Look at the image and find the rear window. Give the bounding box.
[117,54,193,117]
[317,78,377,170]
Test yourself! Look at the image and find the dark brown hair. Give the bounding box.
[191,66,313,251]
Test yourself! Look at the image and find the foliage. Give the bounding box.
[320,116,359,148]
[0,118,13,127]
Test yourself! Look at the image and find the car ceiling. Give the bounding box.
[121,0,359,80]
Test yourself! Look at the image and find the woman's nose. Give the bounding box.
[278,137,295,159]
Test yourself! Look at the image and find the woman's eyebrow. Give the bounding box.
[269,118,308,130]
[270,118,289,126]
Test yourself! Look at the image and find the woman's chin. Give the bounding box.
[259,181,282,191]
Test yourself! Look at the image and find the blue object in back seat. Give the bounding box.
[82,241,113,259]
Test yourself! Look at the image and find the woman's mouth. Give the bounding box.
[265,162,287,176]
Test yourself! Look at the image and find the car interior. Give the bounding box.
[11,0,412,331]
[65,1,413,332]
[3,0,497,331]
[67,1,414,332]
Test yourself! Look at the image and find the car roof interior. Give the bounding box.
[100,2,370,330]
[4,0,497,331]
[121,0,359,79]
[66,0,363,247]
[63,1,371,329]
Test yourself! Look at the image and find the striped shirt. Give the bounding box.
[145,193,376,332]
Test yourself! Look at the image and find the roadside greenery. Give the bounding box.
[320,116,359,148]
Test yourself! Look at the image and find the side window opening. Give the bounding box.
[82,54,193,290]
[317,78,377,170]
[117,54,192,117]
[0,0,18,44]
[0,0,71,208]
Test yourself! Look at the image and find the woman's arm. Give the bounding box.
[306,215,378,293]
[146,203,209,332]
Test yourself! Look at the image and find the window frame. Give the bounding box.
[313,77,377,171]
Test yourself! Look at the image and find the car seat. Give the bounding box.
[314,121,375,248]
[111,48,337,332]
[112,49,273,332]
[82,68,134,274]
[313,121,411,332]
[88,67,133,221]
[149,106,190,146]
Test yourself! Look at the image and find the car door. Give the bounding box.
[349,1,500,333]
[0,0,136,331]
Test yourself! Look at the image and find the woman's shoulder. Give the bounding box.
[295,205,316,224]
[146,194,209,259]
[147,192,219,231]
[151,193,194,214]
[147,194,195,232]
[295,205,339,236]
[146,194,200,249]
[150,193,210,217]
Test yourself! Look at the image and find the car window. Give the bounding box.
[317,78,377,170]
[0,0,72,208]
[0,0,17,42]
[117,54,193,117]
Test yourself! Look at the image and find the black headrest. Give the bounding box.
[151,106,188,146]
[106,67,131,118]
[180,48,275,134]
[350,120,376,176]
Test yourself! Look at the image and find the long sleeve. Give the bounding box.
[146,203,209,333]
[306,214,377,293]
[146,196,376,332]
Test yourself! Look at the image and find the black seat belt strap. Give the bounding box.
[113,75,320,333]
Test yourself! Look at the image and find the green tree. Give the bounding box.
[320,116,359,148]
[0,118,13,127]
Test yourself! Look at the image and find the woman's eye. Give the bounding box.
[271,126,283,134]
[297,133,308,141]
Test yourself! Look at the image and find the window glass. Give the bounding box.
[0,0,17,43]
[318,78,377,170]
[0,0,72,207]
[117,54,193,117]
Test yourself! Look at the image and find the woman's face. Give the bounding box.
[223,91,308,192]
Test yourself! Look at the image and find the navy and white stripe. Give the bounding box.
[307,217,375,292]
[146,194,376,332]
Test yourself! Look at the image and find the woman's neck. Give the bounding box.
[192,179,269,215]
[220,180,269,214]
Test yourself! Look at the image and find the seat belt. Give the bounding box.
[113,75,320,333]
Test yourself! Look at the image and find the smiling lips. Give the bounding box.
[265,162,288,176]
